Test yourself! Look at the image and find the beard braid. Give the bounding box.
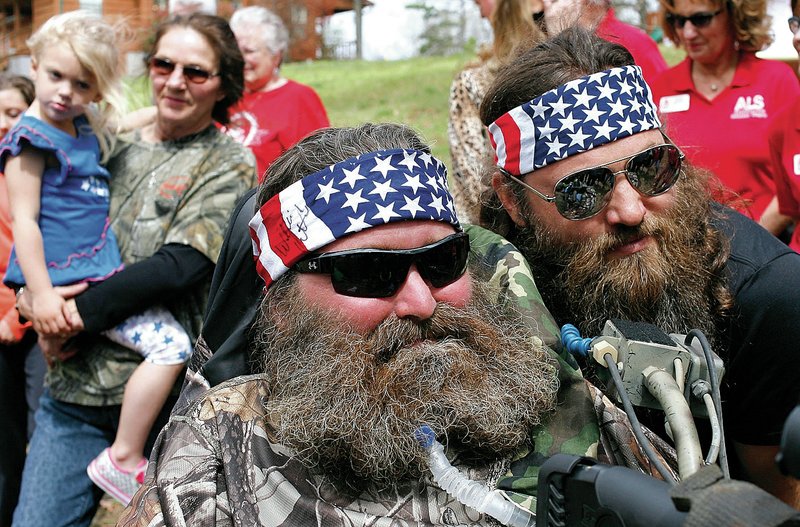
[513,172,722,344]
[250,278,560,491]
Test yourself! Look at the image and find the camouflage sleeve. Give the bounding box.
[118,403,232,527]
[164,135,256,263]
[465,223,561,350]
[465,224,604,511]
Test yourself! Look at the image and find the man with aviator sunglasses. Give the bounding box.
[482,28,800,507]
[120,123,680,525]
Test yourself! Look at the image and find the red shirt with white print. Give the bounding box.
[651,53,800,220]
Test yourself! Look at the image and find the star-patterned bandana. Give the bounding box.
[488,65,662,176]
[248,148,460,288]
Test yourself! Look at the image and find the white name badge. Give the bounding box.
[659,94,691,114]
[794,154,800,176]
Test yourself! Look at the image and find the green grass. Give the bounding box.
[281,54,470,168]
[659,43,686,66]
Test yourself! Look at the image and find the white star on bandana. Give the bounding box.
[371,155,395,178]
[315,179,339,204]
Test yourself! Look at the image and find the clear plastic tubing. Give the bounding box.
[414,425,536,527]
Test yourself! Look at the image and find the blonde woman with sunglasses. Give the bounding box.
[651,0,800,236]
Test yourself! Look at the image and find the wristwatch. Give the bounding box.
[14,286,28,323]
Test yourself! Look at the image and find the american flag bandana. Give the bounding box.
[248,148,460,289]
[488,65,662,176]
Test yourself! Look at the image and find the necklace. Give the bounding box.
[710,83,719,92]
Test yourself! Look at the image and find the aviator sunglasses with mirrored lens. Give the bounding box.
[149,57,219,84]
[666,9,723,28]
[507,143,684,221]
[293,232,470,298]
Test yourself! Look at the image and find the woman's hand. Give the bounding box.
[16,283,88,334]
[65,298,85,332]
[38,334,75,366]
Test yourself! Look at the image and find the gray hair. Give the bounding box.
[257,123,431,207]
[230,6,289,56]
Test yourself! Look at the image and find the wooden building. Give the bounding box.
[1,0,363,71]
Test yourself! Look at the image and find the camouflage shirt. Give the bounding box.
[120,373,673,526]
[121,374,517,527]
[47,125,256,406]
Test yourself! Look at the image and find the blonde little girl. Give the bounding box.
[0,11,191,505]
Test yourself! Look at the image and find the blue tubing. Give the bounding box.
[561,324,592,358]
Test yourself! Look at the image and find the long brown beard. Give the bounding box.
[250,279,560,490]
[513,173,722,343]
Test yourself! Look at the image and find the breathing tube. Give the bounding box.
[415,425,536,527]
[561,323,592,357]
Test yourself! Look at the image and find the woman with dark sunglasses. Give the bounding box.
[11,13,256,527]
[651,0,800,237]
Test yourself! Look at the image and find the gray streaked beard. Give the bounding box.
[250,278,560,491]
[512,173,721,344]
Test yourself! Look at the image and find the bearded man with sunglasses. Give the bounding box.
[481,27,800,507]
[119,122,683,526]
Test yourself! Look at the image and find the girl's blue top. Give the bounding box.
[0,114,123,287]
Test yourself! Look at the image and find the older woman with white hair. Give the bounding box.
[224,5,330,180]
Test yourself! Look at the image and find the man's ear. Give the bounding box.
[491,171,527,227]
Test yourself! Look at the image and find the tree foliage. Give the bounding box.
[407,0,471,56]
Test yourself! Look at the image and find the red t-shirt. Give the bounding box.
[225,80,330,181]
[768,100,800,252]
[596,9,668,86]
[651,53,800,220]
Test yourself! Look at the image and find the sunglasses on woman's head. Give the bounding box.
[666,9,723,28]
[505,143,684,221]
[293,232,470,298]
[148,57,220,84]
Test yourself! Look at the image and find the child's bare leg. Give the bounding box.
[110,361,184,470]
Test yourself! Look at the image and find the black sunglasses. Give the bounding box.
[506,143,684,221]
[666,9,723,29]
[293,232,470,298]
[149,57,220,84]
[789,16,800,34]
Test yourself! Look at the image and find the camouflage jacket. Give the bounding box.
[120,378,675,526]
[47,126,256,406]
